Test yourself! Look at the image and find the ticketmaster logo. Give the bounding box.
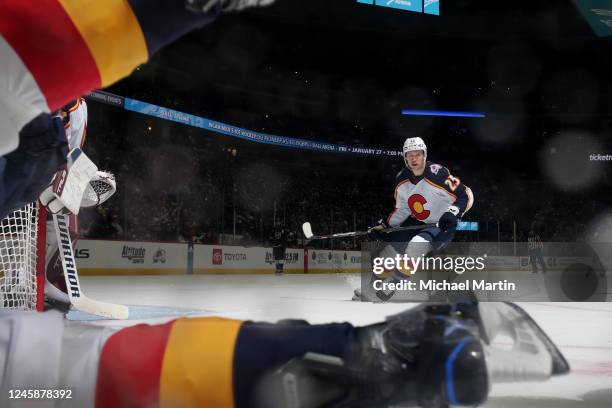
[590,154,612,161]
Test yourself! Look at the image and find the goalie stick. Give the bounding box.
[302,221,435,241]
[52,213,129,319]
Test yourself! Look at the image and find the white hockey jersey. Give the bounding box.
[386,162,474,227]
[60,98,87,149]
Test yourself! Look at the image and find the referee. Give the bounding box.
[528,229,547,274]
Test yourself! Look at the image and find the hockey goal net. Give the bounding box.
[0,202,45,311]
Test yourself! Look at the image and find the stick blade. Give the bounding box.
[72,297,129,319]
[302,222,314,239]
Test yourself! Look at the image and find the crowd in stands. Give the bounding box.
[78,103,608,248]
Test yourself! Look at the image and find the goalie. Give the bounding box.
[39,98,116,309]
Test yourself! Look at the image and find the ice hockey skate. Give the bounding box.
[254,301,569,408]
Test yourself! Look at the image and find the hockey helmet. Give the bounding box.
[403,137,427,167]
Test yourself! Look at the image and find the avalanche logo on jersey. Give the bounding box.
[408,194,430,221]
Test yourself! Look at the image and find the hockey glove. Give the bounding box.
[80,171,117,208]
[368,219,389,232]
[39,148,97,215]
[439,206,459,232]
[367,219,388,240]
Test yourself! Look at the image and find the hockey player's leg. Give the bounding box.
[412,227,480,302]
[538,253,547,274]
[529,254,538,273]
[353,243,406,302]
[355,229,440,302]
[1,302,568,408]
[273,245,286,275]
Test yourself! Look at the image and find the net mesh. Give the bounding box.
[0,202,40,311]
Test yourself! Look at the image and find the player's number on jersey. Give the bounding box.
[444,175,460,192]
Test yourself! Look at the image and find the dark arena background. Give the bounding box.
[84,0,612,246]
[1,1,612,408]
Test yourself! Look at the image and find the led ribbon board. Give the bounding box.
[357,0,440,16]
[575,0,612,37]
[457,221,479,232]
[87,90,402,157]
[402,109,486,118]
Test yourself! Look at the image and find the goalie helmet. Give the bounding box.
[402,137,427,167]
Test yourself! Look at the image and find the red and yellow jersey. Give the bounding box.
[0,0,219,113]
[97,317,243,408]
[386,162,474,226]
[0,312,353,408]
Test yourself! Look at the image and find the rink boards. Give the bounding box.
[74,239,362,275]
[74,239,599,277]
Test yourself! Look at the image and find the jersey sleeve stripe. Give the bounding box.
[0,0,100,111]
[465,186,474,213]
[58,0,148,88]
[160,318,242,408]
[80,122,87,148]
[67,98,81,112]
[96,320,176,408]
[424,178,457,200]
[465,186,474,212]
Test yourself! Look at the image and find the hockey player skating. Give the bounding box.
[0,302,569,408]
[0,0,277,219]
[271,222,289,275]
[354,137,474,302]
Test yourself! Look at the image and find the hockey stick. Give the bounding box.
[302,222,435,241]
[53,214,129,319]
